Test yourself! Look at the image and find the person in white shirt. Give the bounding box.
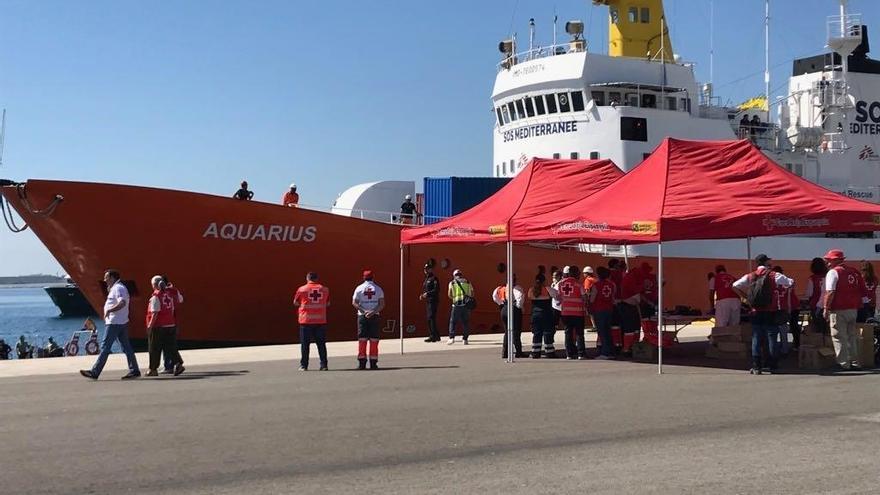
[493,274,525,359]
[352,270,385,370]
[80,269,141,380]
[550,270,563,330]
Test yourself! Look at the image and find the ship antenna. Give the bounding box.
[529,18,535,52]
[764,0,771,123]
[709,0,714,86]
[553,8,557,48]
[0,109,5,169]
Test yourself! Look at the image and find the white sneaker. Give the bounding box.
[463,339,469,345]
[447,338,455,345]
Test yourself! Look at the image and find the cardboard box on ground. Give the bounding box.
[857,324,876,368]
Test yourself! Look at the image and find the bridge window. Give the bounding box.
[591,91,605,106]
[501,105,510,124]
[546,94,558,114]
[515,99,526,120]
[571,91,585,111]
[665,97,677,111]
[626,93,639,107]
[558,92,571,112]
[524,97,535,117]
[621,116,648,142]
[641,8,650,23]
[534,95,546,115]
[553,153,561,159]
[495,108,504,126]
[795,163,803,176]
[507,102,517,122]
[641,94,656,109]
[570,152,579,159]
[590,151,599,159]
[628,7,637,23]
[510,159,514,173]
[496,164,500,176]
[609,92,621,105]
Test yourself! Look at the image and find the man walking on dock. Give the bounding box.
[293,272,330,371]
[80,269,140,380]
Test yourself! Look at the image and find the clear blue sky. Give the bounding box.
[2,0,878,276]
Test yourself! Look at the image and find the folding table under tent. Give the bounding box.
[399,158,625,360]
[510,138,880,373]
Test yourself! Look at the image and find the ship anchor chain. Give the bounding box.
[0,182,63,233]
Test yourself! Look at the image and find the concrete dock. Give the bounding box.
[3,326,880,494]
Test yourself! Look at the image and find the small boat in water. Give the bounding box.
[43,276,97,318]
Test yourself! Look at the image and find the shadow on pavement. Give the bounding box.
[146,370,251,380]
[331,365,461,372]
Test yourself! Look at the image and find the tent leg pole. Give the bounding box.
[507,241,514,364]
[658,242,664,375]
[746,237,752,273]
[400,244,404,355]
[623,244,629,267]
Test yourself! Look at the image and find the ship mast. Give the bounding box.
[764,0,770,123]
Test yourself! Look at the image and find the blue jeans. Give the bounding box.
[449,305,470,339]
[751,322,780,369]
[300,325,328,368]
[593,310,614,357]
[90,323,140,377]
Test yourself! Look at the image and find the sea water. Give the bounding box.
[0,286,107,359]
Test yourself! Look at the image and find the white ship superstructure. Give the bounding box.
[491,0,880,261]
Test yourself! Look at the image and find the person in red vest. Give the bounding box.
[617,264,643,356]
[804,257,829,334]
[733,254,793,375]
[709,265,741,327]
[823,249,868,370]
[589,267,618,360]
[559,266,587,359]
[159,275,184,374]
[293,272,331,371]
[145,275,184,377]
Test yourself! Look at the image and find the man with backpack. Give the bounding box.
[733,254,793,374]
[447,269,474,345]
[822,249,868,370]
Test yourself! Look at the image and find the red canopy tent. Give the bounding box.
[399,158,624,360]
[401,158,623,244]
[511,138,880,244]
[508,138,880,372]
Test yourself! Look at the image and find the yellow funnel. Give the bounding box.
[593,0,674,61]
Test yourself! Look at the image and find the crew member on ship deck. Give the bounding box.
[400,195,418,224]
[233,181,254,201]
[282,183,299,207]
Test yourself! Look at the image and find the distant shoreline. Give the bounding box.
[0,284,57,289]
[0,275,65,286]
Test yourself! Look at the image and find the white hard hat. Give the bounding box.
[562,265,571,274]
[405,194,412,200]
[583,266,594,274]
[453,269,462,277]
[290,183,297,189]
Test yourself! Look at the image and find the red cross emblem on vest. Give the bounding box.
[309,289,323,303]
[364,287,375,300]
[601,284,613,298]
[561,283,574,296]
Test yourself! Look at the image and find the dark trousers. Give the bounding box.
[501,304,523,357]
[161,327,182,371]
[810,307,830,334]
[563,315,586,358]
[300,324,328,368]
[530,311,556,356]
[751,322,780,369]
[148,326,181,372]
[426,300,439,340]
[858,304,876,323]
[593,310,614,357]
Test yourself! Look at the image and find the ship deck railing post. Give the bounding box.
[399,243,404,355]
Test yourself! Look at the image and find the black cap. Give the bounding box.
[755,254,771,266]
[423,263,432,270]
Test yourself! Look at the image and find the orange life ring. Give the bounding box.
[65,343,79,356]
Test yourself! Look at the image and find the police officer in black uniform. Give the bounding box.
[420,263,440,342]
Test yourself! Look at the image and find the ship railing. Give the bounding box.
[734,124,779,150]
[300,203,442,226]
[497,42,584,72]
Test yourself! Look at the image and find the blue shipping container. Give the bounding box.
[423,177,511,224]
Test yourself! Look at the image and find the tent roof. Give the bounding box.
[510,138,880,244]
[400,158,623,244]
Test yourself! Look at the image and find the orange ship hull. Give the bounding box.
[2,180,814,348]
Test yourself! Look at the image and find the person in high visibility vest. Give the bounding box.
[559,265,587,359]
[823,249,868,370]
[353,270,385,369]
[493,274,524,359]
[293,272,331,371]
[447,269,474,345]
